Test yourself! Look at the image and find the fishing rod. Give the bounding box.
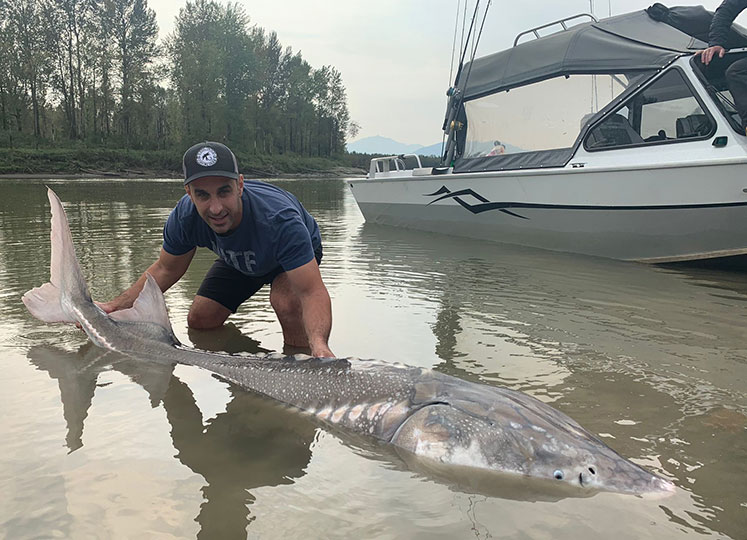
[441,0,492,166]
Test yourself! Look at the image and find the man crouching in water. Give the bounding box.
[99,141,334,358]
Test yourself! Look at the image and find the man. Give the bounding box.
[486,140,505,156]
[699,0,747,134]
[99,141,334,358]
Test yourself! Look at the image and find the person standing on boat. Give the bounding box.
[486,140,506,156]
[98,141,334,358]
[699,0,747,134]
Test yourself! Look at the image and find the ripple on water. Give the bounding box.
[2,178,746,539]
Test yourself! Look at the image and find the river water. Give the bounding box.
[0,177,745,539]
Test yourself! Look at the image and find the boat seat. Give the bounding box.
[676,114,711,138]
[586,113,644,148]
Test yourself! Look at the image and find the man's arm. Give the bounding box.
[701,0,747,64]
[284,259,333,358]
[98,247,196,313]
[710,0,747,47]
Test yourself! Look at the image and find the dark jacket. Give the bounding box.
[709,0,747,47]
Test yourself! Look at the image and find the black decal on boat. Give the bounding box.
[424,186,529,219]
[425,186,747,219]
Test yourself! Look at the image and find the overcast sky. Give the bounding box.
[147,0,745,145]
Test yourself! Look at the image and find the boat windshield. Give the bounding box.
[462,73,648,157]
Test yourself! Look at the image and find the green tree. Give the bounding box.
[91,0,117,140]
[40,0,97,139]
[4,0,50,141]
[111,0,159,145]
[0,0,355,160]
[0,5,27,139]
[312,66,350,156]
[167,0,258,147]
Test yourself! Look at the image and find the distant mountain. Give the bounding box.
[346,136,422,155]
[412,142,444,157]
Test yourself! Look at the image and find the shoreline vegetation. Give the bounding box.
[1,0,444,182]
[1,1,357,177]
[0,147,367,179]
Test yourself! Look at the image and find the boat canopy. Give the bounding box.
[455,8,746,101]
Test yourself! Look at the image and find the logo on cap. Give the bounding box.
[196,147,218,167]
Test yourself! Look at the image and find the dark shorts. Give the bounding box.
[196,246,323,313]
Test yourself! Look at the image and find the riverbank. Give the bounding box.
[0,147,366,178]
[0,168,365,180]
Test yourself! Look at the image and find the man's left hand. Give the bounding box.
[700,45,726,65]
[311,344,335,358]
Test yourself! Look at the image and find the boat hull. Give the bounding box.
[349,162,747,262]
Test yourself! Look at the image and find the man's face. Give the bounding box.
[185,175,244,234]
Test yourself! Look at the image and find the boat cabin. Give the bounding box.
[442,6,747,175]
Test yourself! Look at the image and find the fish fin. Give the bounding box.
[109,273,177,340]
[22,187,90,323]
[22,282,75,323]
[47,186,88,295]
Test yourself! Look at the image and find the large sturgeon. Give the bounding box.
[23,188,675,496]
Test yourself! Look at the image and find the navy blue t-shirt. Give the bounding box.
[163,180,322,276]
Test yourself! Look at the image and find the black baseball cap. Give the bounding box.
[182,141,240,185]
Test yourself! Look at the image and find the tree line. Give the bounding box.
[0,0,357,158]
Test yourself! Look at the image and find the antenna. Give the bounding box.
[590,0,597,112]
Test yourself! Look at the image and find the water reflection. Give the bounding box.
[162,373,314,538]
[187,323,270,355]
[658,256,747,297]
[4,178,747,539]
[27,345,113,452]
[27,342,315,538]
[349,221,747,538]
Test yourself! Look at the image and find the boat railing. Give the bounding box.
[513,13,597,46]
[368,154,423,178]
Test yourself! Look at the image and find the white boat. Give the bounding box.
[349,7,747,262]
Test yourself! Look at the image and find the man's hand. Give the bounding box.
[310,343,335,358]
[94,248,195,318]
[700,45,726,65]
[281,259,334,358]
[95,300,118,314]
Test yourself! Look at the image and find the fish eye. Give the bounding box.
[588,466,596,475]
[553,470,564,480]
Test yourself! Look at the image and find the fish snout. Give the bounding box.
[577,465,599,488]
[644,476,677,498]
[551,463,600,489]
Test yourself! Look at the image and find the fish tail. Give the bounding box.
[22,187,92,324]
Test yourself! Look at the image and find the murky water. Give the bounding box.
[1,177,745,539]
